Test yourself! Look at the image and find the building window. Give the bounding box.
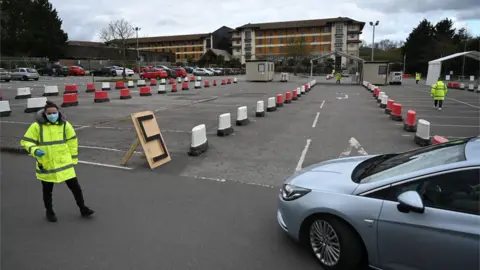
[279,38,283,44]
[323,44,330,51]
[312,44,316,50]
[258,39,262,45]
[258,47,263,53]
[312,27,316,33]
[312,36,316,42]
[184,47,187,52]
[269,39,272,44]
[335,24,343,32]
[335,38,343,44]
[323,26,329,33]
[236,48,240,52]
[350,34,355,39]
[258,63,265,72]
[268,47,273,53]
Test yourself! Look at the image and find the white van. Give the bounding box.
[389,71,403,85]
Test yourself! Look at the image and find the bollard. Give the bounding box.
[256,101,265,117]
[233,77,238,83]
[227,78,232,84]
[221,79,226,85]
[300,85,306,95]
[373,87,379,98]
[188,124,208,156]
[171,84,178,92]
[24,97,47,113]
[204,80,210,88]
[477,85,480,93]
[385,99,394,115]
[390,103,403,121]
[120,88,132,99]
[403,110,417,132]
[182,82,189,90]
[177,77,182,83]
[285,92,292,104]
[158,85,167,94]
[267,97,276,112]
[196,76,202,81]
[296,87,302,97]
[380,94,388,109]
[414,119,431,146]
[137,79,146,87]
[217,113,234,136]
[61,93,79,107]
[236,106,249,126]
[460,83,465,90]
[276,94,284,107]
[43,85,59,96]
[160,78,166,85]
[169,78,175,84]
[86,83,96,93]
[184,77,189,82]
[292,89,298,100]
[213,80,217,86]
[468,84,474,92]
[0,100,12,117]
[194,81,201,89]
[101,82,111,91]
[127,80,135,88]
[377,92,385,103]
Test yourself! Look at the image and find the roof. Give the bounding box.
[233,17,365,31]
[124,33,210,44]
[209,49,232,61]
[429,51,480,64]
[312,51,364,62]
[67,40,106,47]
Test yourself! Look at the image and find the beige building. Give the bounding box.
[230,17,364,66]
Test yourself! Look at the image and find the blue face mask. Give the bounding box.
[46,113,59,123]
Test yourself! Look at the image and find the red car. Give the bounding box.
[68,66,85,76]
[173,67,187,78]
[132,66,152,73]
[140,68,168,79]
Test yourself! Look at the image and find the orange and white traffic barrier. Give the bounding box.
[188,124,208,157]
[414,119,431,146]
[64,84,78,94]
[120,88,132,99]
[150,79,157,86]
[236,106,249,126]
[94,91,110,103]
[403,110,417,132]
[127,81,135,88]
[16,87,32,99]
[171,84,178,92]
[292,89,298,100]
[86,83,95,93]
[213,80,217,86]
[380,94,388,109]
[204,80,210,88]
[182,82,189,90]
[115,81,125,89]
[385,99,394,115]
[61,93,78,107]
[390,103,403,121]
[267,97,276,112]
[221,79,226,85]
[139,86,152,96]
[285,92,292,104]
[158,85,167,94]
[276,94,284,107]
[432,135,449,145]
[101,82,111,91]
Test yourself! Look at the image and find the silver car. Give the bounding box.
[277,137,480,270]
[11,67,40,81]
[0,68,11,82]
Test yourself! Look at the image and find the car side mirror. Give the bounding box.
[397,191,425,214]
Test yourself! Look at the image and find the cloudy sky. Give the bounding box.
[50,0,480,43]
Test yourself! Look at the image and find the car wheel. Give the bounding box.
[5,79,10,82]
[307,216,363,270]
[22,76,28,81]
[34,78,39,81]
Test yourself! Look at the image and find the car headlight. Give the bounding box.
[281,184,311,201]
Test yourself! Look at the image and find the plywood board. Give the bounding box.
[131,111,171,169]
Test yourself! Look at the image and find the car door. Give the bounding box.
[376,168,480,270]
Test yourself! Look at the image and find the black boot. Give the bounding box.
[46,210,57,222]
[80,206,95,218]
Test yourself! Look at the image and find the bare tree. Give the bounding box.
[99,19,135,79]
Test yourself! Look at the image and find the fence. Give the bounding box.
[0,57,49,70]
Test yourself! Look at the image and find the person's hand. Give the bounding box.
[34,149,45,157]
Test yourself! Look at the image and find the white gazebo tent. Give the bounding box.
[426,51,480,86]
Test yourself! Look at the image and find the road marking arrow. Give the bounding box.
[339,137,368,158]
[336,94,348,100]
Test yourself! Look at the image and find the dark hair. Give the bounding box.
[44,100,58,110]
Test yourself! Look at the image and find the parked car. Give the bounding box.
[37,66,68,76]
[341,70,350,77]
[132,66,152,73]
[68,66,86,76]
[0,68,11,82]
[164,68,177,79]
[172,67,187,78]
[11,67,39,81]
[213,68,224,75]
[140,68,168,79]
[111,66,134,77]
[277,137,480,270]
[193,68,214,76]
[184,66,194,74]
[206,68,222,75]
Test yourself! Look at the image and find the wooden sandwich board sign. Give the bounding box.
[120,111,171,169]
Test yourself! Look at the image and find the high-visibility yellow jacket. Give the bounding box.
[336,73,342,80]
[416,73,421,80]
[431,81,448,101]
[21,110,78,183]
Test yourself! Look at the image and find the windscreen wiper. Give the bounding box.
[358,154,396,179]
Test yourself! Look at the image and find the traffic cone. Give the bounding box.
[221,80,226,85]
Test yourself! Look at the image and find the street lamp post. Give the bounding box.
[134,27,141,75]
[369,21,379,61]
[461,25,468,78]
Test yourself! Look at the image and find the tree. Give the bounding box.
[216,55,225,67]
[401,19,436,74]
[0,0,68,59]
[99,19,135,78]
[285,36,309,75]
[375,39,400,51]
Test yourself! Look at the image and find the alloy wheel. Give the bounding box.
[309,220,341,267]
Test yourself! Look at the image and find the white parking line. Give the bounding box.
[78,160,133,170]
[320,100,325,109]
[403,86,480,109]
[295,139,311,172]
[79,145,143,154]
[312,112,320,128]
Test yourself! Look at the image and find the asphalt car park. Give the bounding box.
[375,78,479,140]
[2,73,458,269]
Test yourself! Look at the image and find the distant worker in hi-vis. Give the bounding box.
[431,77,448,111]
[21,100,94,222]
[335,72,342,84]
[415,72,421,84]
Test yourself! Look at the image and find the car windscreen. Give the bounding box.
[0,68,6,72]
[27,68,37,73]
[358,139,468,184]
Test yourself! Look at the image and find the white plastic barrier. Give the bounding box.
[101,82,111,90]
[296,87,302,97]
[236,106,249,126]
[378,92,385,102]
[188,124,208,156]
[217,113,233,136]
[184,77,189,82]
[197,76,202,81]
[137,79,146,87]
[414,119,431,146]
[25,97,47,113]
[127,81,134,88]
[300,85,306,94]
[0,100,12,117]
[233,77,238,83]
[194,81,201,89]
[158,85,167,94]
[380,94,388,108]
[160,78,166,85]
[256,101,265,117]
[15,87,31,99]
[478,85,480,93]
[468,84,474,91]
[43,85,59,96]
[460,83,465,90]
[177,77,182,83]
[266,97,276,112]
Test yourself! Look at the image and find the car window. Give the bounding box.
[376,169,480,215]
[360,139,468,184]
[27,68,37,73]
[0,68,5,72]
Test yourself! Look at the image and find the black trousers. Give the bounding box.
[416,80,419,84]
[41,177,85,212]
[434,100,443,108]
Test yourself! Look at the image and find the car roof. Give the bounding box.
[465,136,480,161]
